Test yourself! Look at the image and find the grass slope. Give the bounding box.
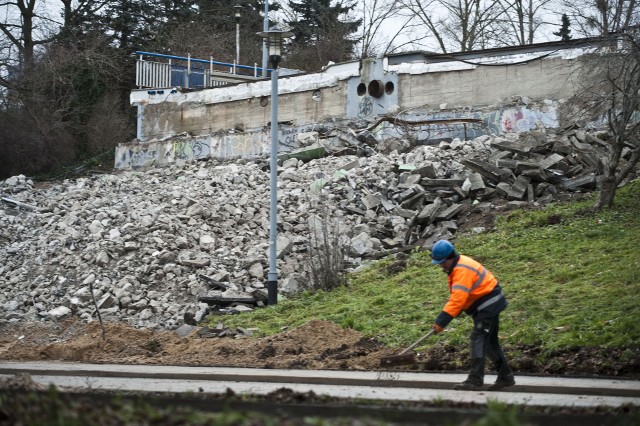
[214,179,640,366]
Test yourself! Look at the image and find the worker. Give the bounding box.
[430,239,515,391]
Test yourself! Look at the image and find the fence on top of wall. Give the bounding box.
[134,51,267,89]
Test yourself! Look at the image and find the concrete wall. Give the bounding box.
[136,83,351,140]
[117,44,594,170]
[396,57,583,110]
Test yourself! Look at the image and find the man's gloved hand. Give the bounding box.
[432,324,444,334]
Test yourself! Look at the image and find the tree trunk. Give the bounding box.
[594,175,617,210]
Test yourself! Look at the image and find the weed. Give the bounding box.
[305,195,351,292]
[142,339,162,353]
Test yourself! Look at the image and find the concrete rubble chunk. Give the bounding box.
[413,163,438,179]
[508,175,531,200]
[396,185,423,203]
[174,324,199,337]
[464,173,485,192]
[199,234,215,250]
[435,204,463,221]
[350,232,374,256]
[276,236,293,259]
[381,237,403,248]
[563,173,597,190]
[394,207,417,219]
[97,293,115,309]
[541,153,565,170]
[398,173,422,189]
[491,138,537,154]
[124,241,138,251]
[48,306,71,320]
[362,193,382,210]
[179,257,210,268]
[515,162,541,175]
[421,178,465,190]
[95,251,110,266]
[417,198,444,224]
[280,143,326,162]
[496,159,518,169]
[461,158,506,182]
[248,262,264,279]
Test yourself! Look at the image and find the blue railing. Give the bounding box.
[135,51,271,89]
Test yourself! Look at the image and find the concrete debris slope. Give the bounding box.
[0,127,627,330]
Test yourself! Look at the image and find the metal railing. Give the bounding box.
[135,51,269,89]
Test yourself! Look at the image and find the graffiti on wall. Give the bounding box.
[487,107,558,134]
[282,125,317,151]
[380,105,559,143]
[116,122,332,169]
[115,146,159,169]
[358,97,374,118]
[171,139,211,161]
[213,132,268,158]
[116,104,561,170]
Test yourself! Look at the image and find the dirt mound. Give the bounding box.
[2,319,638,377]
[0,319,396,370]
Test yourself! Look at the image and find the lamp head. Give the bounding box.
[257,27,293,69]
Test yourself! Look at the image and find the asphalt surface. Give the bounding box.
[1,361,639,408]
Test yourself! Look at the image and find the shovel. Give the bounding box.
[379,329,435,367]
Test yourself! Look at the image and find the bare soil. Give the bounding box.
[1,319,638,378]
[0,319,393,371]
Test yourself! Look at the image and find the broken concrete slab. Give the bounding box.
[562,173,597,190]
[462,158,507,182]
[508,175,531,200]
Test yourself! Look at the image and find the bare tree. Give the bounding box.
[398,0,503,53]
[493,0,556,45]
[574,33,640,209]
[359,0,408,57]
[0,0,109,87]
[561,0,638,36]
[0,0,53,80]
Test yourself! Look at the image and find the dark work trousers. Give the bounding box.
[468,315,513,384]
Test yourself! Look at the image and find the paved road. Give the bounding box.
[1,361,639,408]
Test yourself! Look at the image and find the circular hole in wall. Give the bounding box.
[385,81,395,95]
[357,83,367,96]
[260,96,269,107]
[312,90,321,102]
[368,80,384,98]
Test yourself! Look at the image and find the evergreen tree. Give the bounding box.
[553,14,572,41]
[287,0,361,44]
[286,0,362,62]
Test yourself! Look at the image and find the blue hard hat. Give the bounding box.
[431,240,455,264]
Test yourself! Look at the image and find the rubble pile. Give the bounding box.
[0,127,622,330]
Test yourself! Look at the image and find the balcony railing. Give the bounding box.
[135,51,268,89]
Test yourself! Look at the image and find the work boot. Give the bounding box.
[453,379,484,391]
[487,375,516,391]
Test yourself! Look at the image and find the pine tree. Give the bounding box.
[286,0,362,59]
[553,14,572,41]
[287,0,362,44]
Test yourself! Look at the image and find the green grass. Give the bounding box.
[214,179,640,358]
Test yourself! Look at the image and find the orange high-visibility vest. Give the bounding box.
[443,255,498,318]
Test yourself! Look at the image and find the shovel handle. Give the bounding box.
[399,329,436,355]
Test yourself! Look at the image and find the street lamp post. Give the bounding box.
[257,27,293,306]
[261,0,269,77]
[234,4,241,65]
